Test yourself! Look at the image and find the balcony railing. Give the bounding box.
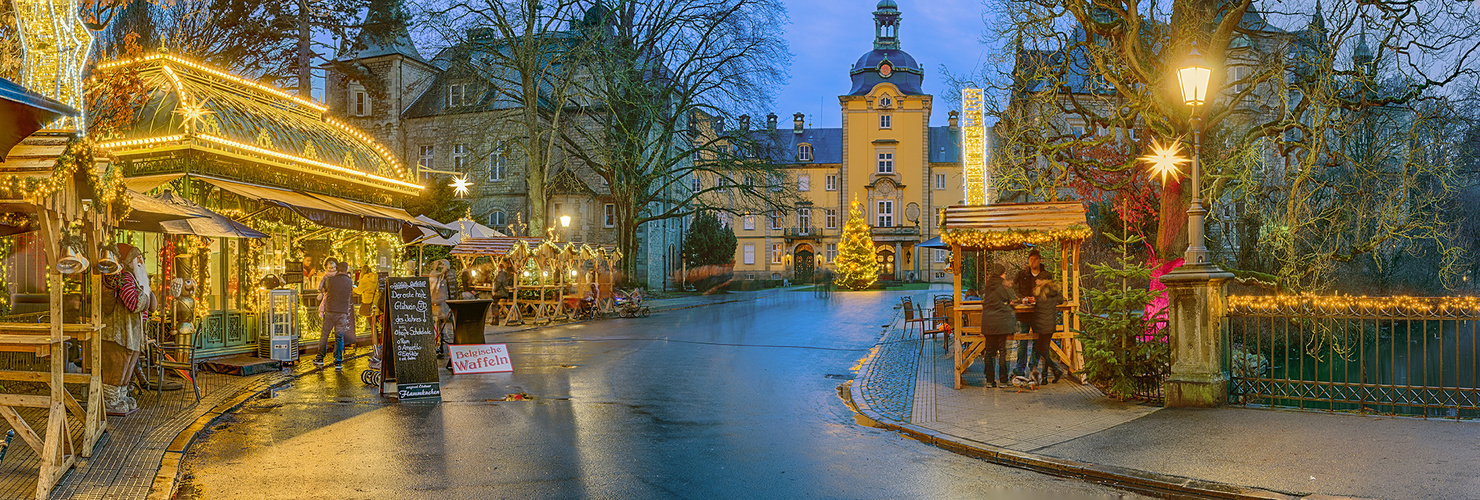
[870,226,919,236]
[784,227,822,238]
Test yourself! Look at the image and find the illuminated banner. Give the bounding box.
[962,89,988,205]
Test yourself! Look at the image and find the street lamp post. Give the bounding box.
[1177,44,1212,266]
[1160,42,1233,408]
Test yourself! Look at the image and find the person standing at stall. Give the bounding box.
[1012,249,1047,377]
[979,263,1017,388]
[1030,277,1067,383]
[354,264,378,336]
[315,261,356,369]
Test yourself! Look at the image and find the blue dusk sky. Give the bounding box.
[774,0,995,129]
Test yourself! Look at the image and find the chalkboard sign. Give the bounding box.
[386,277,440,400]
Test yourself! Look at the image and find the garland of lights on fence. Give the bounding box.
[1227,294,1480,318]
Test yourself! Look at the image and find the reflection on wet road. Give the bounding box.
[178,290,1144,499]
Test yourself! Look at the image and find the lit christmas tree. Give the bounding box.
[834,200,879,290]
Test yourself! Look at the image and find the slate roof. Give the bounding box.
[737,124,961,166]
[927,126,961,163]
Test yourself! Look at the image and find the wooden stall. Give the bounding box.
[448,236,543,325]
[943,202,1089,390]
[0,133,112,498]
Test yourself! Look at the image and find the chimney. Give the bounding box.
[738,114,750,131]
[766,113,777,130]
[948,110,959,129]
[793,112,805,134]
[714,116,725,134]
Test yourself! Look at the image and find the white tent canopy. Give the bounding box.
[408,215,505,246]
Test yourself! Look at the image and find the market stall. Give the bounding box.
[942,202,1089,389]
[0,131,115,498]
[448,236,544,325]
[93,53,429,358]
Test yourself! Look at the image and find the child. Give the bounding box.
[1030,278,1066,383]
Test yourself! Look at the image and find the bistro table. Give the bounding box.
[446,299,493,344]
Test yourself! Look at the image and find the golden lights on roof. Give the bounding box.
[1140,138,1189,185]
[94,52,420,191]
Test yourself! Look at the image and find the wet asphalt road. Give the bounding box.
[178,290,1145,499]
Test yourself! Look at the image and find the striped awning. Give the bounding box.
[449,237,545,257]
[943,202,1087,232]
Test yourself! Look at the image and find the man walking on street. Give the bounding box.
[1012,249,1047,377]
[316,261,356,369]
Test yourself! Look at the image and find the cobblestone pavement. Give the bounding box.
[0,350,367,499]
[854,310,918,422]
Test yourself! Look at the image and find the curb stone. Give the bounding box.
[146,290,773,499]
[842,335,1313,500]
[146,352,371,500]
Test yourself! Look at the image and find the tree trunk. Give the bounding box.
[520,0,546,231]
[1156,176,1188,264]
[297,0,312,98]
[615,197,640,286]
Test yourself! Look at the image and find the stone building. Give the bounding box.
[325,2,689,288]
[713,0,965,283]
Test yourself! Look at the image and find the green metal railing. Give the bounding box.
[1224,295,1480,418]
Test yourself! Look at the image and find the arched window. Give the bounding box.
[797,143,813,161]
[488,210,506,227]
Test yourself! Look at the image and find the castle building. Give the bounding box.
[723,0,964,283]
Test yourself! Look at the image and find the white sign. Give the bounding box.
[448,343,514,374]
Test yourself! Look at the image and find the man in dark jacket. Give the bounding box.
[316,261,357,369]
[1011,249,1047,376]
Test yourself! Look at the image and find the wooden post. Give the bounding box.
[951,243,963,389]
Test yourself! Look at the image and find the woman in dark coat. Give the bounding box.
[979,263,1016,387]
[1030,278,1066,383]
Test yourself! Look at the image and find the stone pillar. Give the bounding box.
[893,242,902,279]
[1160,263,1234,407]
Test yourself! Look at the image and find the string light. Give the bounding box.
[1228,294,1480,318]
[93,54,423,193]
[940,226,1091,250]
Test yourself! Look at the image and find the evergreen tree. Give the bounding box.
[1077,228,1168,400]
[834,201,879,290]
[681,212,736,267]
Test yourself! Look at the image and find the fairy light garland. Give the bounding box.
[1228,294,1480,318]
[941,225,1091,251]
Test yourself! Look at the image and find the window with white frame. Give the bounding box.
[718,212,730,227]
[453,144,469,171]
[743,215,755,230]
[797,143,813,161]
[743,244,755,264]
[603,204,616,227]
[935,249,948,262]
[877,200,894,227]
[691,175,701,191]
[743,175,754,186]
[825,174,838,191]
[825,209,838,229]
[447,83,468,107]
[487,144,506,181]
[934,173,946,190]
[798,207,811,229]
[877,152,894,173]
[349,85,370,116]
[879,114,891,129]
[771,243,782,264]
[769,212,782,230]
[1071,126,1085,137]
[418,145,434,170]
[488,210,506,228]
[826,243,837,262]
[798,174,810,191]
[1231,66,1250,95]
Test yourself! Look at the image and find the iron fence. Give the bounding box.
[1225,295,1480,418]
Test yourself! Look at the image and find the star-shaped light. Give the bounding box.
[174,99,213,132]
[449,175,473,198]
[1140,138,1190,185]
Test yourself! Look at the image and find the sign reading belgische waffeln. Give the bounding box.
[448,344,514,375]
[387,277,440,400]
